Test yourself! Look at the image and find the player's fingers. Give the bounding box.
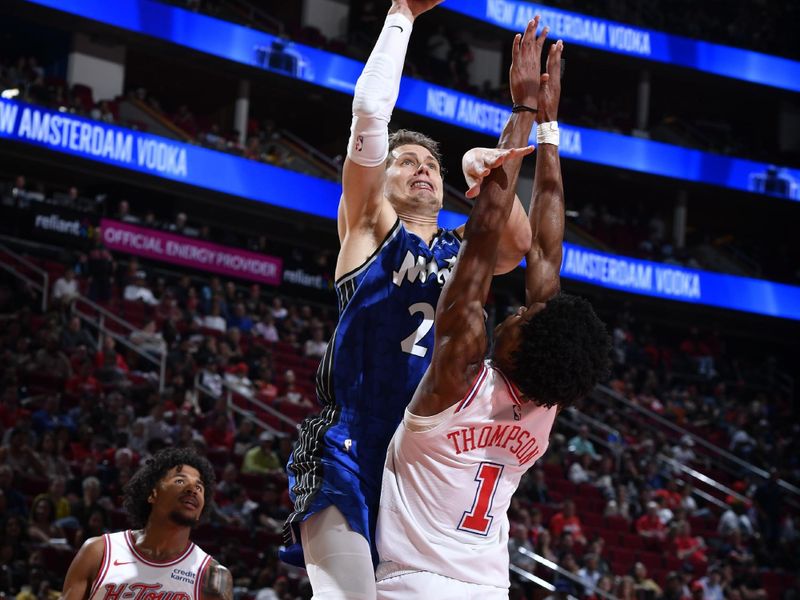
[465,183,481,199]
[537,25,550,50]
[523,17,539,46]
[548,41,563,79]
[511,33,522,63]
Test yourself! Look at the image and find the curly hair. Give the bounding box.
[387,129,443,169]
[123,448,216,529]
[507,293,611,409]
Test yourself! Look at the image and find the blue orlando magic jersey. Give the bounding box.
[283,219,461,567]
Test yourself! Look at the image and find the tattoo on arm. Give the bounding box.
[201,561,233,600]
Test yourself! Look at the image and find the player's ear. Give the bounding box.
[148,487,157,505]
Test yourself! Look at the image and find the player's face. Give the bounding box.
[385,144,444,208]
[149,465,205,526]
[491,302,546,374]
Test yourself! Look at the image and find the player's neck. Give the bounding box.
[396,212,439,245]
[133,522,192,560]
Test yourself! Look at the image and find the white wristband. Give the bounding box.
[537,121,559,146]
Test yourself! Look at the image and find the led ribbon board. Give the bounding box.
[442,0,800,93]
[21,0,800,202]
[1,98,799,320]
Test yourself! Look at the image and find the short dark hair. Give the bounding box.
[508,293,611,409]
[123,448,216,528]
[387,129,443,169]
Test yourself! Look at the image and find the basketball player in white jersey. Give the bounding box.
[375,27,611,598]
[60,448,232,600]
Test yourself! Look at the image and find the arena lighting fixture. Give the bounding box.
[1,89,19,99]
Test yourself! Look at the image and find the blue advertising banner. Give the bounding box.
[21,0,800,202]
[443,0,800,93]
[1,98,798,320]
[559,244,800,321]
[0,98,343,219]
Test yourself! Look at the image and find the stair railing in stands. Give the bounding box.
[194,371,300,433]
[591,384,800,503]
[518,547,620,600]
[194,375,284,438]
[72,294,167,393]
[0,239,166,392]
[0,241,49,311]
[557,409,734,515]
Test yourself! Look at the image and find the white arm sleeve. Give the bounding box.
[347,12,413,167]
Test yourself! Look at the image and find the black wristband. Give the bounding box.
[512,103,538,114]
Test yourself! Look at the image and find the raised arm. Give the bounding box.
[339,0,442,236]
[409,20,546,416]
[526,40,565,305]
[456,21,551,275]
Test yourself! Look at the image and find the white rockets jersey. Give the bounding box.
[88,530,212,600]
[376,361,557,588]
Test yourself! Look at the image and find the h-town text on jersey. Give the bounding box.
[101,583,191,600]
[445,424,541,466]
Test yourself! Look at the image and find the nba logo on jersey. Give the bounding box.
[513,405,521,421]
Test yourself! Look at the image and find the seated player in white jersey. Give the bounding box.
[60,448,232,600]
[375,27,612,599]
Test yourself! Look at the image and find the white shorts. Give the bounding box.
[376,564,508,600]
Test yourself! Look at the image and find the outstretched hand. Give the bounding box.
[510,16,549,107]
[389,0,445,20]
[537,40,563,123]
[462,146,535,199]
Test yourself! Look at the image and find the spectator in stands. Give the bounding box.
[578,553,603,593]
[52,268,79,305]
[26,495,64,545]
[753,469,783,549]
[276,369,312,410]
[203,413,235,451]
[60,316,94,352]
[0,427,44,475]
[242,431,281,476]
[252,483,289,534]
[123,271,159,305]
[203,301,227,333]
[567,425,600,459]
[717,500,753,539]
[568,452,596,485]
[36,434,70,480]
[672,520,708,567]
[228,303,253,334]
[114,200,138,223]
[130,320,165,355]
[87,236,114,303]
[269,296,287,321]
[632,562,662,598]
[220,484,258,528]
[550,499,587,545]
[34,399,77,442]
[32,335,72,379]
[508,522,537,573]
[534,528,557,562]
[0,464,28,517]
[527,468,551,504]
[672,435,697,467]
[253,313,279,342]
[303,325,327,359]
[140,403,172,445]
[697,566,724,600]
[69,476,107,531]
[232,420,257,457]
[73,507,110,548]
[636,501,667,541]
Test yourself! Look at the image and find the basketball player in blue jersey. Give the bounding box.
[376,34,612,597]
[282,1,535,597]
[60,448,231,600]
